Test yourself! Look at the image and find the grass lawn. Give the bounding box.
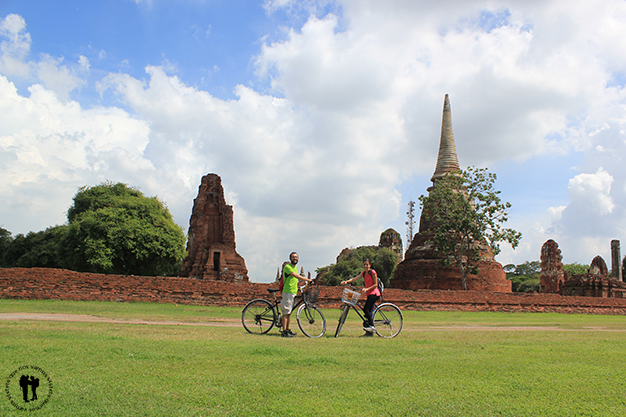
[1,299,626,416]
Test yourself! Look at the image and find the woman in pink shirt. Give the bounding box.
[341,258,381,336]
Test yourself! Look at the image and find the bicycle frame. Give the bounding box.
[241,283,327,337]
[344,303,369,323]
[334,286,403,338]
[269,284,313,319]
[266,288,307,329]
[334,299,371,337]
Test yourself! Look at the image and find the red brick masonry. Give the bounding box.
[3,268,626,315]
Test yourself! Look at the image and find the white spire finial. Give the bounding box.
[431,94,460,182]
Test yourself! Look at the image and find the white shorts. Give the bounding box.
[280,293,296,315]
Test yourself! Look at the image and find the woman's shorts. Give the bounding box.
[280,293,296,315]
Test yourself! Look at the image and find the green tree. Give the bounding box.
[504,261,540,292]
[419,167,522,290]
[65,182,186,276]
[563,262,589,276]
[0,227,12,267]
[4,226,69,268]
[317,246,398,287]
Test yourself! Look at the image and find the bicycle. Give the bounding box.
[335,285,403,338]
[241,283,327,338]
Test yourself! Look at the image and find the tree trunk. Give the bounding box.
[459,258,467,290]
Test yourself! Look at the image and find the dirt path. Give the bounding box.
[2,312,625,332]
[0,313,241,327]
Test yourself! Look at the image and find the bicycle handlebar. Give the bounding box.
[342,283,359,290]
[299,276,316,292]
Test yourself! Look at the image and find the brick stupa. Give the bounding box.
[392,94,511,292]
[180,174,249,281]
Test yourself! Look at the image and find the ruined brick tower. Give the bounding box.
[180,174,249,281]
[539,239,566,293]
[392,94,511,291]
[379,228,403,260]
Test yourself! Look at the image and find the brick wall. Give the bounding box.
[3,267,626,315]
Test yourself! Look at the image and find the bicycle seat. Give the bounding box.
[267,288,281,293]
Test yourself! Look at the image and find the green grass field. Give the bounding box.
[1,299,626,416]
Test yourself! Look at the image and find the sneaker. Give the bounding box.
[363,325,375,332]
[287,329,296,336]
[281,330,294,338]
[361,332,374,337]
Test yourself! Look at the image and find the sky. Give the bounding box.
[1,0,625,282]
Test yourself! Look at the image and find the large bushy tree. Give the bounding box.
[64,182,186,276]
[317,246,398,287]
[419,167,522,290]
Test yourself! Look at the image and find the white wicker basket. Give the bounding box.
[341,288,361,306]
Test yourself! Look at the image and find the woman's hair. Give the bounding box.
[363,258,371,264]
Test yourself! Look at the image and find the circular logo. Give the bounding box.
[5,365,53,412]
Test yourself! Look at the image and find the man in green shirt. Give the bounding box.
[281,252,313,337]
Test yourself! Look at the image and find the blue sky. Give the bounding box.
[3,0,277,101]
[2,0,626,282]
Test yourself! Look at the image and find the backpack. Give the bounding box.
[277,261,289,292]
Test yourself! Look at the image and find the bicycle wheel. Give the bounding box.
[296,304,326,338]
[334,305,350,337]
[373,303,403,338]
[242,299,276,334]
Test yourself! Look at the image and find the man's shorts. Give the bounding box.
[280,293,296,315]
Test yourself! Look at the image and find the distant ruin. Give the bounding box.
[611,240,623,281]
[179,174,248,282]
[392,95,511,292]
[379,228,403,260]
[541,239,626,298]
[539,239,566,293]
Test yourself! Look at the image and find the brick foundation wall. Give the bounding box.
[3,267,626,315]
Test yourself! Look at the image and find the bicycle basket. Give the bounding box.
[303,286,320,304]
[341,288,361,306]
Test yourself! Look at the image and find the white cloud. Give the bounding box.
[95,65,404,278]
[0,74,153,232]
[36,54,86,102]
[535,163,625,265]
[0,14,88,101]
[0,14,32,77]
[547,206,566,222]
[256,0,626,170]
[567,168,615,215]
[78,55,90,73]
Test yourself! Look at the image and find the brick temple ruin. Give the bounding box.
[539,239,566,293]
[541,239,626,298]
[392,94,511,292]
[179,174,248,282]
[379,228,403,260]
